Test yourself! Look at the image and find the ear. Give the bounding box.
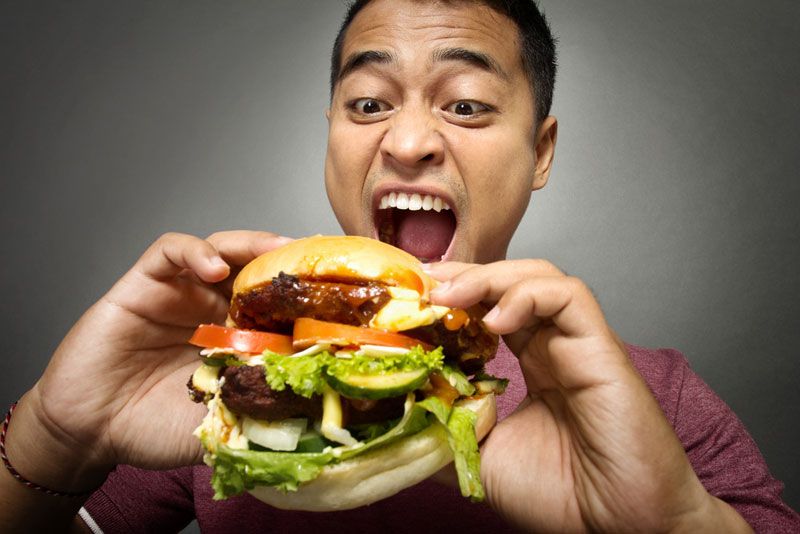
[325,108,331,122]
[532,115,558,191]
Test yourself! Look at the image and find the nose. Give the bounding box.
[380,104,444,171]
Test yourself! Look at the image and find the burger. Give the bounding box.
[187,235,505,511]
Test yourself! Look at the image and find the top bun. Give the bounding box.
[233,235,433,299]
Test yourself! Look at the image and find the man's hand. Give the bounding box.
[426,260,751,533]
[5,231,292,494]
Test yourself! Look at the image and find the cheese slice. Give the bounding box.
[369,287,449,332]
[320,384,358,446]
[192,364,221,394]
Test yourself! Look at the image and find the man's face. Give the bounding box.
[325,0,553,264]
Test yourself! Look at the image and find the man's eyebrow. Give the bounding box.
[431,47,509,80]
[338,50,397,81]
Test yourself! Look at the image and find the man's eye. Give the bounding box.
[446,101,489,116]
[352,98,389,114]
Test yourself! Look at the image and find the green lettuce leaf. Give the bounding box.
[441,364,476,396]
[262,352,330,398]
[325,345,444,377]
[416,396,484,501]
[349,418,400,442]
[261,346,444,398]
[208,396,432,499]
[447,406,484,501]
[337,396,431,461]
[211,445,333,498]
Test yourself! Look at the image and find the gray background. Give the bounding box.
[1,0,798,520]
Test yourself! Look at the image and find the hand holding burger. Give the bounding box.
[186,235,504,510]
[423,260,752,532]
[1,231,292,505]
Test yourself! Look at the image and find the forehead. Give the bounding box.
[341,0,524,77]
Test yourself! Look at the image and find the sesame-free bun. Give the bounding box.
[246,394,496,511]
[233,235,432,299]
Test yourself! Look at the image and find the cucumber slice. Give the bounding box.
[473,378,508,396]
[200,356,227,367]
[324,368,429,400]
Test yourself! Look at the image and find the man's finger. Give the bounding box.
[205,231,293,299]
[420,261,475,282]
[429,259,564,308]
[206,231,293,267]
[485,276,605,338]
[135,233,230,284]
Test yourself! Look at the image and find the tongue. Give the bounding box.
[395,210,456,261]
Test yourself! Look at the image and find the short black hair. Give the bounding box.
[330,0,557,124]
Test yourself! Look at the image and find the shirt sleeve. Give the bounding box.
[82,465,195,534]
[671,360,800,532]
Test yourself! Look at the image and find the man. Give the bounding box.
[1,0,797,531]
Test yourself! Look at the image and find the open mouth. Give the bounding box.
[375,191,457,263]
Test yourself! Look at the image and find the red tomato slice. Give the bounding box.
[293,318,432,351]
[189,324,293,355]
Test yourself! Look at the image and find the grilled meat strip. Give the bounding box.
[231,272,391,335]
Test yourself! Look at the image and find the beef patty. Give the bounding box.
[220,365,322,421]
[217,365,404,425]
[406,308,498,374]
[230,272,391,335]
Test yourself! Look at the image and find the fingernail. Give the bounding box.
[275,236,294,246]
[209,256,228,269]
[420,263,433,273]
[482,305,501,324]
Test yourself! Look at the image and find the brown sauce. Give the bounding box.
[230,272,392,334]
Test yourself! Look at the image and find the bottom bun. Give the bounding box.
[248,394,497,511]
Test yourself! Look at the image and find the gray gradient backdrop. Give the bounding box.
[2,0,798,516]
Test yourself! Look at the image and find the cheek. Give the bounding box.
[455,129,536,220]
[325,120,383,231]
[326,125,366,194]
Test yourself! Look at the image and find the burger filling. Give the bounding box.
[190,272,505,503]
[231,272,392,334]
[230,273,494,370]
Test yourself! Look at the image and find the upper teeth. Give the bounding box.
[378,192,451,212]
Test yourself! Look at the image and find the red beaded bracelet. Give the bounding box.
[1,401,96,498]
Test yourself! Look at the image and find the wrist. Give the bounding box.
[4,391,112,495]
[671,490,753,534]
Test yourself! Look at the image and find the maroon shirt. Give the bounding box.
[83,343,800,533]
